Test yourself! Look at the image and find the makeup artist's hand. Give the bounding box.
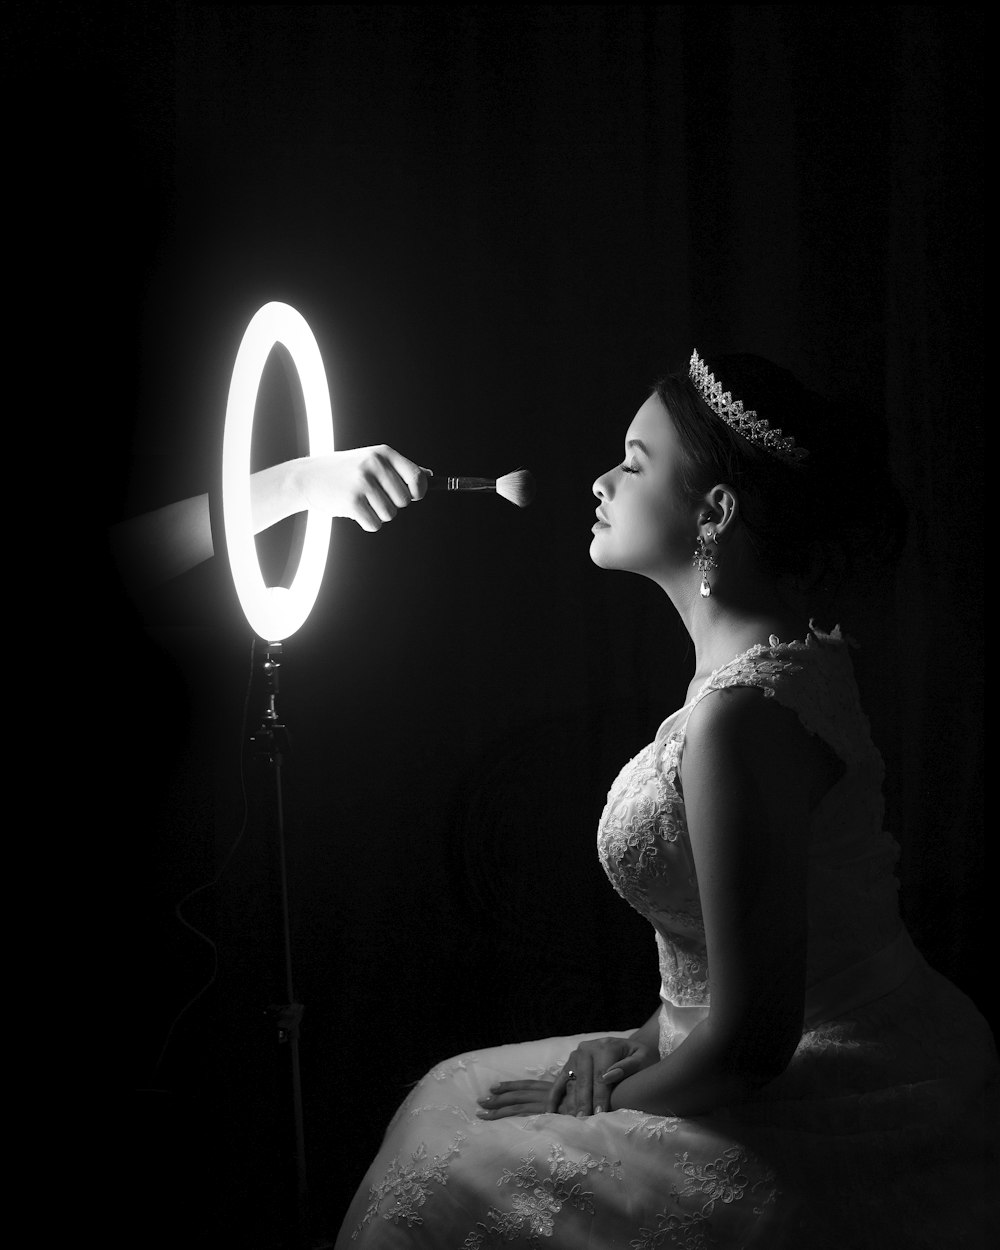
[291,445,429,532]
[547,1037,656,1116]
[112,445,431,595]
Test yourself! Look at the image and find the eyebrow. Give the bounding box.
[626,438,650,456]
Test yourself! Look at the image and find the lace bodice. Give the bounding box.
[596,626,902,1019]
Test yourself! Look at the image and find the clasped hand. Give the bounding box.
[476,1036,655,1120]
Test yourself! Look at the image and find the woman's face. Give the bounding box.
[590,392,697,580]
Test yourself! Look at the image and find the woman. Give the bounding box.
[334,353,997,1248]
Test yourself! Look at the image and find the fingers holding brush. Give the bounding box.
[295,445,430,532]
[286,446,536,533]
[350,445,428,530]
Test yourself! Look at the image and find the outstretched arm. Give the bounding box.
[110,445,429,592]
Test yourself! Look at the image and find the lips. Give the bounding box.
[594,510,610,527]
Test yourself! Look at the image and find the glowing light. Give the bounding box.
[222,301,334,640]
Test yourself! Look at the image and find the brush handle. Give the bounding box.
[427,476,496,492]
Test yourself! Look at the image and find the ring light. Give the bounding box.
[222,301,334,640]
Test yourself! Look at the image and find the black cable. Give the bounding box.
[150,634,258,1076]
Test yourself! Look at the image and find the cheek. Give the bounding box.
[624,493,679,545]
[614,491,692,568]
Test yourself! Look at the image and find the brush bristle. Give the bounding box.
[494,468,535,507]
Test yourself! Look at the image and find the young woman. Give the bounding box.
[334,352,998,1248]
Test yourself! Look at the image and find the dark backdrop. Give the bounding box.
[60,6,984,1248]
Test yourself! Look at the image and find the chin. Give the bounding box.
[589,533,620,569]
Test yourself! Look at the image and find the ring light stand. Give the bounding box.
[221,301,335,1249]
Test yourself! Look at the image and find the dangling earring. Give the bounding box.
[693,530,719,598]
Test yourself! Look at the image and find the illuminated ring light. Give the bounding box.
[222,301,334,641]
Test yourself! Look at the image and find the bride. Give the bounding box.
[334,351,998,1248]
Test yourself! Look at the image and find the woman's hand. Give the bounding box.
[291,445,430,532]
[476,1079,564,1120]
[547,1037,657,1116]
[475,1038,657,1121]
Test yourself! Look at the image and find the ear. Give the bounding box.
[698,484,739,541]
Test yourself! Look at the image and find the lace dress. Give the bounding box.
[335,628,998,1248]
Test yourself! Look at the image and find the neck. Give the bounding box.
[659,564,809,679]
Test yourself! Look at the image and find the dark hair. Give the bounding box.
[654,353,907,610]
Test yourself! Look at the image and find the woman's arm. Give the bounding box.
[624,1004,663,1057]
[582,1005,662,1086]
[609,686,821,1117]
[481,689,824,1127]
[110,446,428,592]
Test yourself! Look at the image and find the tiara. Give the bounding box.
[689,350,809,464]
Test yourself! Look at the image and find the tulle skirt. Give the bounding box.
[334,962,998,1249]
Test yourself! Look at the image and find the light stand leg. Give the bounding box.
[253,641,311,1249]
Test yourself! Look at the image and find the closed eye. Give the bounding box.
[619,462,639,474]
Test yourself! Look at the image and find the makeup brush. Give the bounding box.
[426,468,535,507]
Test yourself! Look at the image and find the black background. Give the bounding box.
[37,6,987,1248]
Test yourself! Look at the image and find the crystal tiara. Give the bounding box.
[689,350,809,464]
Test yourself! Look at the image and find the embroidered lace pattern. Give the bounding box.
[620,1109,684,1142]
[352,1132,466,1237]
[596,627,903,1024]
[629,1144,778,1249]
[461,1143,623,1248]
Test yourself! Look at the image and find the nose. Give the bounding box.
[592,471,612,500]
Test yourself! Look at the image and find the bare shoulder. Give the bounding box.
[685,684,804,749]
[684,686,841,811]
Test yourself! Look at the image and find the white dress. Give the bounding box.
[335,629,998,1248]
